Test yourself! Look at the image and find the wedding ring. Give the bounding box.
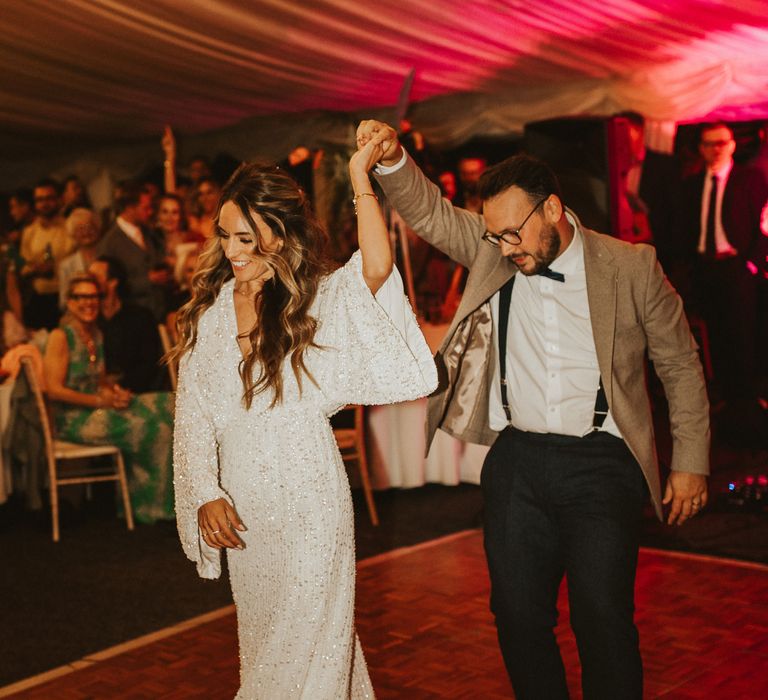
[209,529,221,535]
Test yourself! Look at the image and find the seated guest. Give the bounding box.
[20,178,76,329]
[43,274,174,523]
[165,247,199,343]
[89,256,169,393]
[58,208,102,309]
[97,180,169,322]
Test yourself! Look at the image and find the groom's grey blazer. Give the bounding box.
[376,155,710,519]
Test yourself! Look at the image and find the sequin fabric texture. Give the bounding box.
[173,251,437,699]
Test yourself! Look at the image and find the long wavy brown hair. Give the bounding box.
[169,161,331,408]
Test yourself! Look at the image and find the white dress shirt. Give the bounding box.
[697,160,736,255]
[489,218,622,438]
[376,150,621,438]
[116,216,146,250]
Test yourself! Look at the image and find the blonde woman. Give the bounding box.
[170,135,436,698]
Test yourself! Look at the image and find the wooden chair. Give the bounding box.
[334,404,379,526]
[21,357,134,542]
[157,324,177,390]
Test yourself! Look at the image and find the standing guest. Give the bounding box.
[747,120,768,186]
[8,188,36,245]
[456,156,487,212]
[97,181,170,322]
[155,193,203,270]
[170,136,436,697]
[20,178,75,329]
[438,169,458,202]
[3,188,32,322]
[615,112,681,248]
[678,122,768,425]
[58,208,102,309]
[189,177,221,239]
[358,119,710,700]
[44,274,175,523]
[61,175,92,217]
[89,256,168,393]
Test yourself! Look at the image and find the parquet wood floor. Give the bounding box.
[3,530,767,699]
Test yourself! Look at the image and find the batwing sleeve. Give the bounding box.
[317,250,438,415]
[173,347,232,579]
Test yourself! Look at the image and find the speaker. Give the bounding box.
[523,116,634,236]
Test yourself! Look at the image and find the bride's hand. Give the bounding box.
[349,130,391,178]
[356,120,401,166]
[198,497,247,549]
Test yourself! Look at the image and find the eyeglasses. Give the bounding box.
[482,197,548,247]
[69,293,103,301]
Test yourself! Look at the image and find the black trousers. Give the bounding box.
[481,427,647,700]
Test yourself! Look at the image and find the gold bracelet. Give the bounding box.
[352,192,378,215]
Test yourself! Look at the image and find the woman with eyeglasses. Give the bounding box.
[43,274,175,523]
[169,133,436,698]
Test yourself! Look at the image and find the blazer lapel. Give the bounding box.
[444,244,516,345]
[583,229,618,406]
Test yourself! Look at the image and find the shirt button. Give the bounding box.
[549,407,556,412]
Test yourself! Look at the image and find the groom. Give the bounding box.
[359,120,710,699]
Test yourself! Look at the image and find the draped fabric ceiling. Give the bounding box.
[2,0,768,187]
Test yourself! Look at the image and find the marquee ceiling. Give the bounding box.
[2,0,768,162]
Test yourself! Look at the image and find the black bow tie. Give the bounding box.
[538,267,565,282]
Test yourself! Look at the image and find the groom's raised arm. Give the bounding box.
[357,119,485,269]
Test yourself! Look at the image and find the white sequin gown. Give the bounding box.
[174,252,437,699]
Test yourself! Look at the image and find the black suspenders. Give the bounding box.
[497,277,515,423]
[496,276,608,432]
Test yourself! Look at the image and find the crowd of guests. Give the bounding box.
[0,133,220,522]
[0,115,765,523]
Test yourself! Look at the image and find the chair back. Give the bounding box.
[157,324,177,390]
[20,357,56,470]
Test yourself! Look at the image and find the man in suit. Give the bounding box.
[678,122,768,422]
[97,181,169,322]
[616,112,684,276]
[358,119,710,699]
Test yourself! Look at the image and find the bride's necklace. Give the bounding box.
[235,285,259,298]
[235,270,272,299]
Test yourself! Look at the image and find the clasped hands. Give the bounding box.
[198,497,247,550]
[98,383,132,410]
[354,120,402,170]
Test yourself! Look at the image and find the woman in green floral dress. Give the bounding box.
[43,274,174,523]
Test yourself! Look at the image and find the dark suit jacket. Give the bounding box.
[678,163,768,262]
[99,303,168,393]
[97,224,166,321]
[638,149,681,266]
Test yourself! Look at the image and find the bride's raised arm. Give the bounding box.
[348,131,393,294]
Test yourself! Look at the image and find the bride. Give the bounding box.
[170,132,437,698]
